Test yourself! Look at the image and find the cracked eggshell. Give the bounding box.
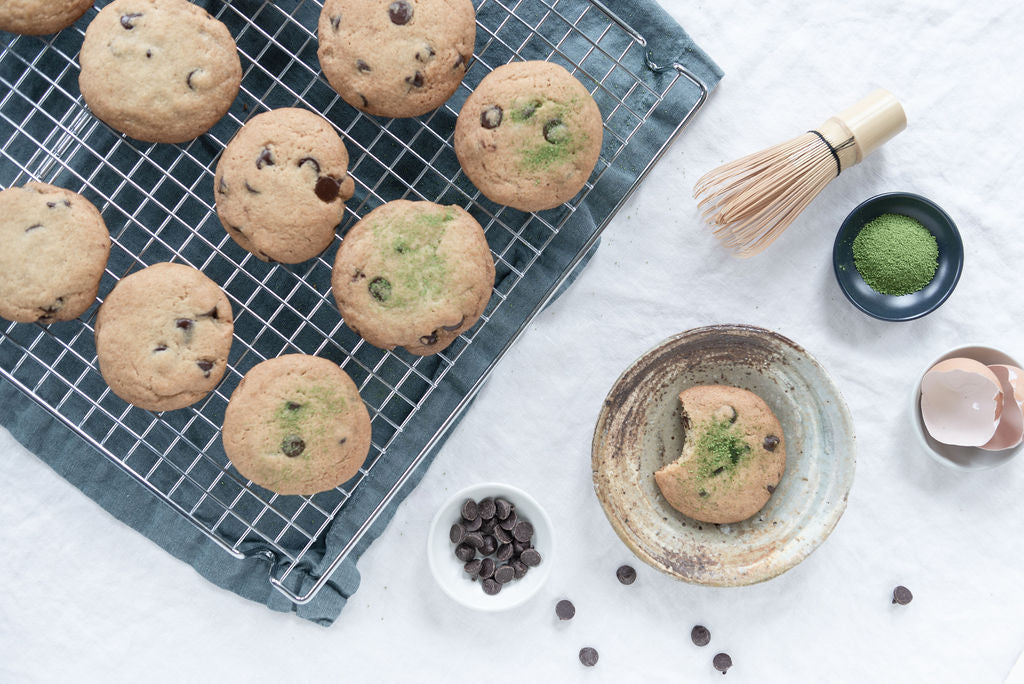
[920,357,1003,447]
[981,365,1024,451]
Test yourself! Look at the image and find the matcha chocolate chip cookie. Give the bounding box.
[79,0,242,143]
[317,0,476,118]
[95,262,234,411]
[0,0,93,35]
[331,200,494,356]
[0,183,110,324]
[454,61,603,212]
[655,385,786,524]
[214,108,355,264]
[222,354,372,495]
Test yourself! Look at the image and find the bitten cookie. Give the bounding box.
[317,0,476,118]
[0,183,110,324]
[454,61,603,212]
[222,354,372,495]
[95,262,234,411]
[79,0,242,143]
[654,385,786,525]
[331,200,494,356]
[0,0,93,35]
[214,108,355,264]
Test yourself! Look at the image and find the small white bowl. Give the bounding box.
[427,482,554,611]
[910,344,1024,470]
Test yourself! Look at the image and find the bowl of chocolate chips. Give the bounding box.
[427,483,554,611]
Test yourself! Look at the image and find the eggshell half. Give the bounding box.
[920,357,1003,447]
[981,365,1024,451]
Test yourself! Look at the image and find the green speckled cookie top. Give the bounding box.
[365,206,456,309]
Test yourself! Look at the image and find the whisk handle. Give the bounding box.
[817,89,907,171]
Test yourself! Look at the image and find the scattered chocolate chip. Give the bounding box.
[763,435,780,451]
[418,333,438,346]
[460,500,478,522]
[204,307,219,320]
[479,557,495,579]
[442,317,466,332]
[454,543,475,562]
[713,653,732,674]
[406,71,424,88]
[691,625,711,647]
[176,318,194,331]
[280,434,305,458]
[714,404,738,423]
[480,535,497,556]
[478,498,496,520]
[229,225,245,236]
[579,647,599,667]
[494,565,514,584]
[359,93,369,108]
[464,532,484,549]
[146,49,152,59]
[480,518,496,535]
[512,561,528,579]
[330,15,341,31]
[892,585,913,605]
[495,498,512,520]
[543,118,570,144]
[712,466,725,476]
[512,539,530,555]
[482,578,501,595]
[298,157,321,174]
[463,558,482,577]
[493,525,511,545]
[338,437,347,445]
[186,69,201,90]
[415,45,435,62]
[196,359,214,376]
[153,345,168,353]
[616,565,637,585]
[369,277,392,303]
[256,147,274,169]
[496,543,513,562]
[698,489,709,498]
[480,105,503,129]
[284,401,301,411]
[512,521,534,542]
[449,523,465,544]
[315,176,342,202]
[766,484,776,494]
[25,223,43,233]
[520,548,541,567]
[356,59,371,73]
[518,99,542,119]
[464,515,482,532]
[499,511,518,530]
[46,201,57,208]
[120,13,142,29]
[218,177,228,195]
[388,1,413,25]
[244,182,260,195]
[556,599,575,620]
[453,53,467,70]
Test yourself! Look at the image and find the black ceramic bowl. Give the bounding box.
[833,192,963,321]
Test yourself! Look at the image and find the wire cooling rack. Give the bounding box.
[0,0,708,604]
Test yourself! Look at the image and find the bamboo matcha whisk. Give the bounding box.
[694,89,907,257]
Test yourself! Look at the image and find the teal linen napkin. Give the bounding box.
[0,0,721,625]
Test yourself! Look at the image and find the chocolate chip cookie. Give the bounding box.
[0,183,110,324]
[0,0,93,35]
[95,262,234,411]
[655,385,786,524]
[454,61,604,212]
[222,354,372,495]
[78,0,242,143]
[214,108,356,264]
[331,200,494,356]
[317,0,476,118]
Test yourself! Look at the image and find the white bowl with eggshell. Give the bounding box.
[911,344,1024,470]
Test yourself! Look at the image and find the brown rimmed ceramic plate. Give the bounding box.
[592,325,856,586]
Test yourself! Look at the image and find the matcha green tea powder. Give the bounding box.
[852,213,938,296]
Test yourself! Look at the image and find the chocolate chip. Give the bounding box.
[414,45,435,62]
[556,599,575,620]
[298,157,321,174]
[25,223,43,233]
[512,539,530,555]
[286,401,302,411]
[315,176,342,202]
[146,49,152,59]
[512,521,533,542]
[218,177,228,195]
[763,435,780,451]
[461,499,477,521]
[482,578,501,595]
[454,543,475,562]
[256,147,274,169]
[186,69,201,90]
[543,118,570,144]
[520,548,541,567]
[480,105,503,129]
[281,434,305,458]
[338,437,347,445]
[176,318,194,332]
[463,558,481,577]
[449,523,465,544]
[464,532,484,549]
[229,225,245,236]
[196,359,214,376]
[406,71,424,88]
[579,647,599,667]
[495,498,512,520]
[698,489,709,498]
[388,1,412,25]
[120,13,142,29]
[892,585,913,605]
[442,317,466,332]
[453,53,466,70]
[330,14,341,31]
[499,511,518,530]
[153,345,168,353]
[712,466,725,476]
[714,404,738,424]
[480,518,496,535]
[478,498,496,520]
[512,561,528,579]
[766,484,776,494]
[418,333,438,346]
[480,535,497,556]
[46,201,57,208]
[713,653,732,674]
[691,625,711,647]
[616,565,637,585]
[479,557,495,579]
[494,565,514,584]
[244,182,260,195]
[493,525,511,545]
[368,277,392,302]
[356,59,371,73]
[496,543,513,562]
[464,516,482,532]
[359,93,369,108]
[518,99,542,119]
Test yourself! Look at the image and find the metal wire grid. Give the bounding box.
[0,0,707,603]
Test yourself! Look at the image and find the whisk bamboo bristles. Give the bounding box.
[693,90,908,258]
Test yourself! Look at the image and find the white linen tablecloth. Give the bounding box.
[2,0,1023,681]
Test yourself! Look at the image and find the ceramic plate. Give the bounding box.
[592,325,856,586]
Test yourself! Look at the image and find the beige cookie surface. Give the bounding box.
[0,183,110,324]
[79,0,241,143]
[655,385,786,525]
[332,200,494,356]
[95,262,234,411]
[0,0,93,35]
[214,108,355,264]
[317,0,476,118]
[454,61,603,212]
[222,354,372,495]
